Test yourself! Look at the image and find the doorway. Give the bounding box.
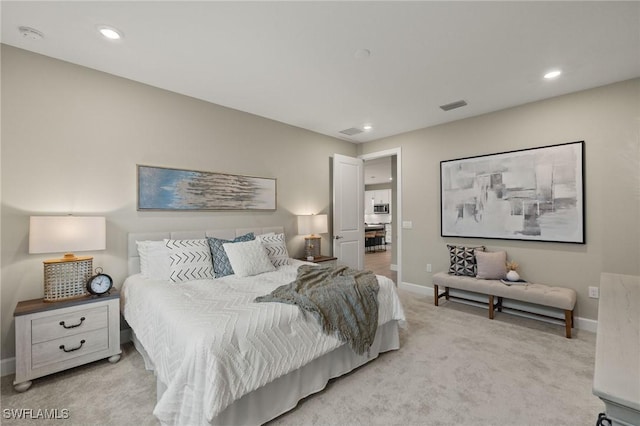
[361,148,401,285]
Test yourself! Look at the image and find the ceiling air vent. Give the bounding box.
[339,127,363,136]
[18,26,44,40]
[440,100,468,111]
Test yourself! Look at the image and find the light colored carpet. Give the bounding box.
[1,290,604,425]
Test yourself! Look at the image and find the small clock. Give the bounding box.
[86,268,113,296]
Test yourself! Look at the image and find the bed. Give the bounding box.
[122,227,406,425]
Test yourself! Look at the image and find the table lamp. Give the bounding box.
[29,216,106,301]
[297,214,328,261]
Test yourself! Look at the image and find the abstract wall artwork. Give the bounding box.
[137,165,276,211]
[440,141,584,243]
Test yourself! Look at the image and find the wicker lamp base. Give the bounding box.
[43,256,92,302]
[304,236,321,260]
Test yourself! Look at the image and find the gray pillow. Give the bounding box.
[475,250,507,279]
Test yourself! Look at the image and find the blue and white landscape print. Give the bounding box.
[138,165,276,210]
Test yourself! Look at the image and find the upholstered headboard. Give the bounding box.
[127,226,285,276]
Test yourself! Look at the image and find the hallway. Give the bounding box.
[364,248,397,283]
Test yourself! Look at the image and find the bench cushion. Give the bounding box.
[433,272,576,311]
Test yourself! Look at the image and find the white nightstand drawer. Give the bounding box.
[32,306,108,344]
[14,291,121,391]
[32,328,108,369]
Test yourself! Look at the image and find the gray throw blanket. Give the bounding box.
[255,264,379,355]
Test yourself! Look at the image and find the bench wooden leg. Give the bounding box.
[497,297,503,312]
[488,295,495,319]
[564,310,573,338]
[434,285,451,306]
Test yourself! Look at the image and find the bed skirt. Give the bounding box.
[132,320,400,425]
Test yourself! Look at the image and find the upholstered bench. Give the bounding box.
[433,272,577,338]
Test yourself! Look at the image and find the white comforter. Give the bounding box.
[122,260,405,425]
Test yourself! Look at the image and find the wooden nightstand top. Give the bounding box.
[297,256,337,264]
[14,288,120,317]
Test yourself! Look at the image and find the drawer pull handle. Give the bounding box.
[59,317,85,329]
[59,340,86,353]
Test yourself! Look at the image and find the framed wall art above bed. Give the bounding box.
[440,141,585,244]
[137,165,277,211]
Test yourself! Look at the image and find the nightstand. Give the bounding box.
[13,289,121,392]
[298,256,338,267]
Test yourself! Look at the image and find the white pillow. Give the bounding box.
[165,238,214,283]
[223,239,276,277]
[136,240,170,281]
[257,233,290,267]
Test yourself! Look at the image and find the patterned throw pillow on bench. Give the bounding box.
[447,244,486,277]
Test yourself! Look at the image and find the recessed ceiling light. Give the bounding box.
[97,25,123,40]
[544,70,562,79]
[363,124,373,131]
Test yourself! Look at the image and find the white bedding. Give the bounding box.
[122,259,405,425]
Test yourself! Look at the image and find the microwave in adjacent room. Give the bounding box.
[373,204,389,214]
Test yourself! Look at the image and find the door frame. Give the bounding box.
[360,147,402,286]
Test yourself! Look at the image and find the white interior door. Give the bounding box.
[333,154,364,270]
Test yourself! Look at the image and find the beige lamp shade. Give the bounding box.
[29,216,106,258]
[297,214,328,236]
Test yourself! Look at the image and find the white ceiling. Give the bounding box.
[2,2,639,143]
[364,157,393,185]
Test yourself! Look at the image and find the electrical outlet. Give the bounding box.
[588,286,599,299]
[402,221,413,229]
[426,264,432,272]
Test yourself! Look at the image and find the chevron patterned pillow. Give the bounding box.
[207,233,255,278]
[165,238,214,283]
[447,244,486,276]
[257,233,290,267]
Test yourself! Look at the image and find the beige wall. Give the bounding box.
[0,45,357,360]
[2,44,638,362]
[360,78,640,321]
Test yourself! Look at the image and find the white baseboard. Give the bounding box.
[1,357,16,378]
[399,281,431,296]
[1,329,134,377]
[399,281,597,333]
[575,316,598,333]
